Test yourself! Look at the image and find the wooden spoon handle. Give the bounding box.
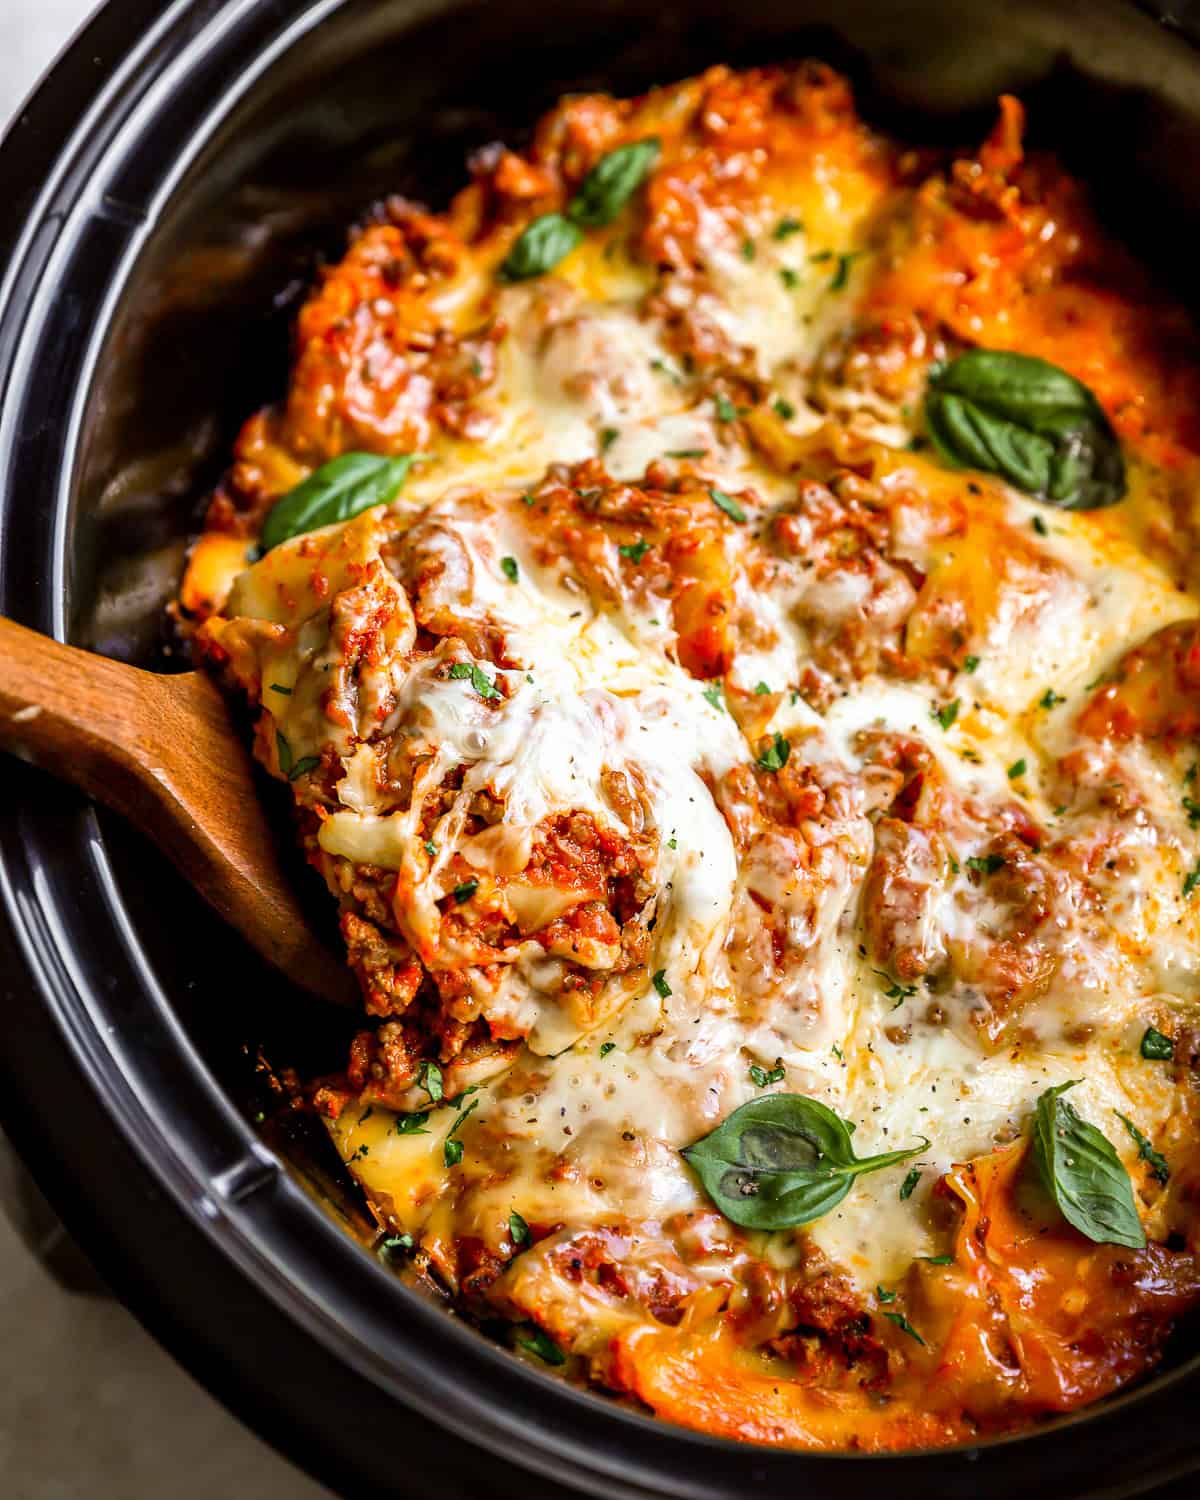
[0,615,353,1004]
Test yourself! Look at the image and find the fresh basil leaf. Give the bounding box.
[1031,1081,1145,1248]
[500,213,583,281]
[1114,1111,1170,1185]
[262,452,421,550]
[681,1094,927,1230]
[568,139,660,228]
[925,350,1125,510]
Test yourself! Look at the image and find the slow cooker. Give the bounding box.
[3,2,1200,1495]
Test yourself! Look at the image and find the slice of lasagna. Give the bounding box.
[181,62,1200,1450]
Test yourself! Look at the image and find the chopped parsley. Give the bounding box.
[1185,859,1200,899]
[1184,795,1200,827]
[452,878,479,904]
[874,970,917,1005]
[424,840,438,857]
[418,1060,444,1103]
[521,492,536,506]
[1032,514,1048,536]
[443,1098,479,1168]
[756,732,791,773]
[599,1041,616,1057]
[899,1167,921,1201]
[829,251,862,290]
[288,755,321,782]
[702,682,726,713]
[1114,1111,1170,1185]
[378,1233,413,1258]
[448,661,500,699]
[650,357,684,384]
[1039,687,1065,709]
[919,1253,955,1266]
[754,681,772,695]
[269,682,292,695]
[965,853,1005,877]
[883,1310,926,1345]
[1007,758,1027,780]
[963,654,980,673]
[876,1284,897,1304]
[831,1042,844,1062]
[600,426,619,452]
[666,448,706,459]
[509,1210,530,1246]
[741,238,756,261]
[772,395,796,421]
[714,394,738,424]
[519,1327,566,1366]
[749,1063,785,1088]
[1141,1026,1174,1061]
[779,267,800,290]
[932,699,960,731]
[275,731,293,777]
[773,216,804,240]
[619,538,650,564]
[667,836,677,850]
[394,1110,430,1136]
[500,555,519,583]
[652,969,672,998]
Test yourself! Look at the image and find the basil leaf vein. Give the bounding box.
[924,350,1125,510]
[261,452,422,550]
[681,1094,927,1230]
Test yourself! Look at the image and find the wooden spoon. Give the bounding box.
[0,615,353,1004]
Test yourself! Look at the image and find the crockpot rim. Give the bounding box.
[1,2,1198,1496]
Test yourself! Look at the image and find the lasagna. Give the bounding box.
[180,63,1200,1450]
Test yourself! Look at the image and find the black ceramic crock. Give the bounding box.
[3,3,1200,1496]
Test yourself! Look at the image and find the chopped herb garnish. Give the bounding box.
[756,732,792,773]
[599,1041,616,1057]
[519,1326,566,1365]
[1039,687,1065,709]
[966,853,1005,876]
[288,755,321,782]
[652,968,671,998]
[883,1310,926,1345]
[876,1284,897,1303]
[919,1253,955,1266]
[269,683,292,695]
[600,427,619,451]
[779,267,799,290]
[1185,859,1200,899]
[1141,1026,1174,1061]
[443,1139,464,1168]
[394,1110,430,1135]
[1183,795,1200,827]
[710,486,747,522]
[809,250,833,263]
[275,731,293,777]
[650,357,684,384]
[932,699,960,731]
[357,1104,374,1124]
[715,393,738,423]
[666,836,677,850]
[754,681,772,695]
[773,216,804,240]
[418,1060,444,1103]
[500,555,519,583]
[452,878,479,904]
[874,970,917,1005]
[1008,758,1027,780]
[424,840,438,857]
[772,395,796,421]
[741,238,756,261]
[619,538,650,564]
[448,660,501,699]
[749,1063,786,1088]
[1032,514,1048,535]
[521,492,536,506]
[509,1210,530,1246]
[831,1042,844,1062]
[666,448,706,459]
[378,1233,413,1257]
[899,1167,921,1201]
[702,682,726,713]
[829,252,860,291]
[963,654,980,673]
[1114,1111,1170,1185]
